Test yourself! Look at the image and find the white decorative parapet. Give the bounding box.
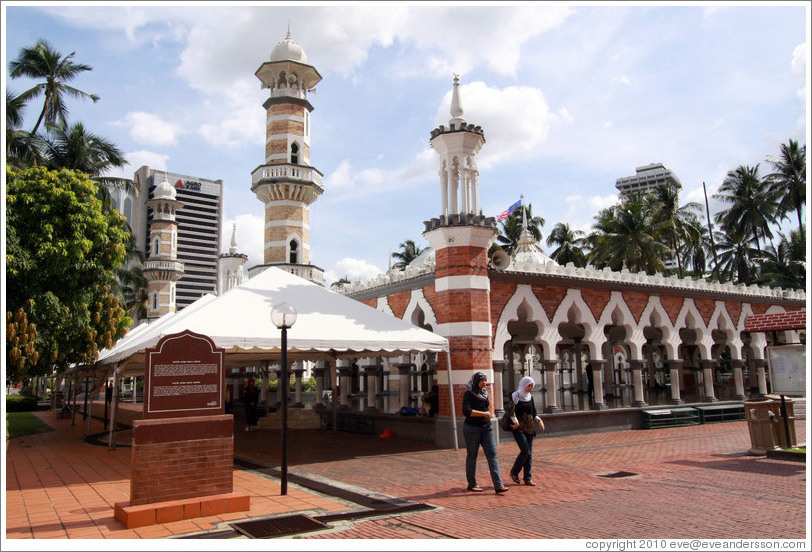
[341,253,805,302]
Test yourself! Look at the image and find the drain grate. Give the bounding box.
[230,514,328,538]
[598,471,638,478]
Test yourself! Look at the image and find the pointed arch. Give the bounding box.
[493,284,554,361]
[403,289,438,332]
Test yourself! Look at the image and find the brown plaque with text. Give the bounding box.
[144,330,225,419]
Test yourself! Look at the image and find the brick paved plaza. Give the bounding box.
[4,406,808,543]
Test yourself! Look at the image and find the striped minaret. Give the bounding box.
[143,177,184,319]
[250,26,324,283]
[423,76,497,441]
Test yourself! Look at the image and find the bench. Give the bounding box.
[694,404,745,423]
[641,407,700,429]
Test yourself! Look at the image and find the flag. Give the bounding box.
[497,199,522,222]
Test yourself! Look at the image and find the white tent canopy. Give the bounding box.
[95,267,448,375]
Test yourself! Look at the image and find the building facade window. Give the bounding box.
[291,142,299,164]
[289,239,298,264]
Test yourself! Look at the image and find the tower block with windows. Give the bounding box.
[249,28,325,284]
[143,178,184,320]
[423,76,498,428]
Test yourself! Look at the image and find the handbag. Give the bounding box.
[499,410,514,431]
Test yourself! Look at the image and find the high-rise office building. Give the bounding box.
[130,166,224,310]
[615,162,681,195]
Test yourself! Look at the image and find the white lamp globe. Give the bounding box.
[271,302,297,329]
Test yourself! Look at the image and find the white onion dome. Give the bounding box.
[271,29,307,63]
[154,178,177,200]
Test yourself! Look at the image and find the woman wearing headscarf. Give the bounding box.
[505,375,545,486]
[462,371,509,494]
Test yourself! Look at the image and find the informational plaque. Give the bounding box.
[767,344,806,396]
[144,330,225,418]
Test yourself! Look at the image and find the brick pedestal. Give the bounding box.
[114,414,249,528]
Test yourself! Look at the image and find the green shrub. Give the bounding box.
[5,394,39,412]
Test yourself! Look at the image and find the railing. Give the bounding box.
[251,163,323,188]
[143,260,184,272]
[248,263,324,285]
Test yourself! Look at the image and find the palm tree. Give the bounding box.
[5,90,47,169]
[9,38,99,134]
[588,193,668,274]
[754,229,805,290]
[331,276,351,289]
[714,227,759,284]
[546,222,587,267]
[391,239,425,270]
[646,182,703,278]
[42,122,137,203]
[765,139,806,233]
[713,165,778,254]
[496,204,544,255]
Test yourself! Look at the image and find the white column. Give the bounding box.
[668,360,684,405]
[630,360,647,407]
[543,360,560,413]
[701,359,718,402]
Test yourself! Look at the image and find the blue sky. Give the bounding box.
[4,2,808,286]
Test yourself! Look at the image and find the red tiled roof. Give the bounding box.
[743,310,806,332]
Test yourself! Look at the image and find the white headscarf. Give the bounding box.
[511,376,535,404]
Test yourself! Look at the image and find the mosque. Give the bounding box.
[192,30,804,444]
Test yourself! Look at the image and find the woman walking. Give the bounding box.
[506,376,545,486]
[462,371,509,494]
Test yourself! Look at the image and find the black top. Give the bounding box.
[505,398,538,435]
[462,389,491,427]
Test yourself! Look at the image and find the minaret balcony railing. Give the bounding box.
[271,87,307,100]
[251,163,323,188]
[143,260,185,273]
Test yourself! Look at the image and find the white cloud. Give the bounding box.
[105,150,170,179]
[119,111,184,146]
[433,82,557,170]
[324,257,384,287]
[562,193,619,232]
[220,213,264,269]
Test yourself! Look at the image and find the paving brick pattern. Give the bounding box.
[4,405,807,541]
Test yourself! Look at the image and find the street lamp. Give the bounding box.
[271,302,297,495]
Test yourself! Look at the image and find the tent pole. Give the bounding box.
[108,366,119,451]
[445,350,458,451]
[330,355,338,434]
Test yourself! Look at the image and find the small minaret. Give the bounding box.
[143,176,184,319]
[423,76,498,440]
[218,223,248,294]
[249,26,325,284]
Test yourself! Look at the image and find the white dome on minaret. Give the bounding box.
[271,25,308,63]
[154,177,177,200]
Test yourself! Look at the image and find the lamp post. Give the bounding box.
[271,302,297,495]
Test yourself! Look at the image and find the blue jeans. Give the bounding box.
[510,430,534,481]
[463,423,504,489]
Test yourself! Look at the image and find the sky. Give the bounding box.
[3,2,809,287]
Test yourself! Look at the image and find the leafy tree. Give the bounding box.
[496,204,544,255]
[546,222,587,267]
[645,182,703,278]
[6,167,132,382]
[587,193,668,274]
[5,90,47,169]
[713,165,778,254]
[765,138,806,233]
[754,229,806,290]
[391,239,425,270]
[8,38,99,134]
[42,121,138,201]
[714,226,759,285]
